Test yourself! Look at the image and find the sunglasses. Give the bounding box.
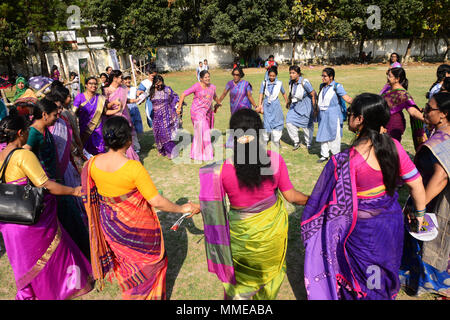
[424,103,440,113]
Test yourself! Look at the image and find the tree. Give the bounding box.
[283,0,329,65]
[203,0,290,62]
[0,2,29,77]
[84,0,183,57]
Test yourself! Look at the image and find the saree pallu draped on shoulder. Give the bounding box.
[81,158,167,300]
[301,149,404,300]
[199,162,288,300]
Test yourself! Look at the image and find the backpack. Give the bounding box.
[319,82,347,122]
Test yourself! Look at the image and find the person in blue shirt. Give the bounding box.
[257,66,287,149]
[285,65,317,150]
[0,99,7,121]
[316,68,353,163]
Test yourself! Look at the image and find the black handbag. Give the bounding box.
[0,147,44,225]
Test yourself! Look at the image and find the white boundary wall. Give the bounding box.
[3,38,447,76]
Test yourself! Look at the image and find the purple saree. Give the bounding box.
[151,86,180,158]
[301,149,404,300]
[0,177,93,300]
[73,93,106,156]
[226,80,252,114]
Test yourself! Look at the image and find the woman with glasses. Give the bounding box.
[218,67,258,148]
[218,67,258,115]
[72,76,119,156]
[302,93,426,300]
[149,75,180,159]
[400,92,450,299]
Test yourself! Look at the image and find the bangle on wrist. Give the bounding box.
[414,208,426,217]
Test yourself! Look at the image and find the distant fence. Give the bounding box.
[2,38,447,77]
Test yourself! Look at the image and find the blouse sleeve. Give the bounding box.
[271,152,294,192]
[131,161,159,201]
[183,83,198,96]
[393,139,421,182]
[280,84,286,95]
[16,150,49,186]
[26,128,41,150]
[335,83,347,97]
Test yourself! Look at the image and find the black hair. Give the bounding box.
[47,81,70,105]
[349,93,399,196]
[322,67,335,80]
[85,76,98,85]
[106,66,112,72]
[427,64,450,97]
[199,70,209,79]
[289,65,302,76]
[230,108,273,189]
[442,77,450,93]
[51,65,58,73]
[389,52,401,64]
[0,111,29,144]
[100,73,108,79]
[146,66,157,75]
[32,98,59,121]
[107,70,122,87]
[267,66,278,76]
[69,71,77,78]
[432,92,450,121]
[389,67,408,90]
[268,55,274,59]
[102,116,132,151]
[231,67,244,78]
[149,75,165,99]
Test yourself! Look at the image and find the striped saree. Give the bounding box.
[81,157,167,300]
[199,162,288,300]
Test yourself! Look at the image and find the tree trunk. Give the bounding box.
[34,32,49,77]
[442,34,449,61]
[358,33,366,63]
[404,36,414,64]
[83,36,99,76]
[53,32,67,81]
[291,39,296,65]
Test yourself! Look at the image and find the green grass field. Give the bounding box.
[0,63,442,300]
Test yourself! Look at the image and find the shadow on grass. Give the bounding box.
[157,197,204,300]
[286,207,308,300]
[138,130,155,160]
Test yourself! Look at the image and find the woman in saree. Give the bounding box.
[81,116,200,300]
[389,52,402,69]
[400,92,450,299]
[12,77,37,103]
[24,98,90,259]
[218,67,258,115]
[73,76,119,156]
[149,75,180,159]
[301,93,427,300]
[217,67,258,148]
[103,70,140,161]
[0,112,93,300]
[381,67,426,149]
[176,70,221,161]
[199,108,309,300]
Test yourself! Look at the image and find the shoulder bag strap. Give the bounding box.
[0,148,23,183]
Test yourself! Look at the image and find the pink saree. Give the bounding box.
[183,82,216,161]
[104,85,140,161]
